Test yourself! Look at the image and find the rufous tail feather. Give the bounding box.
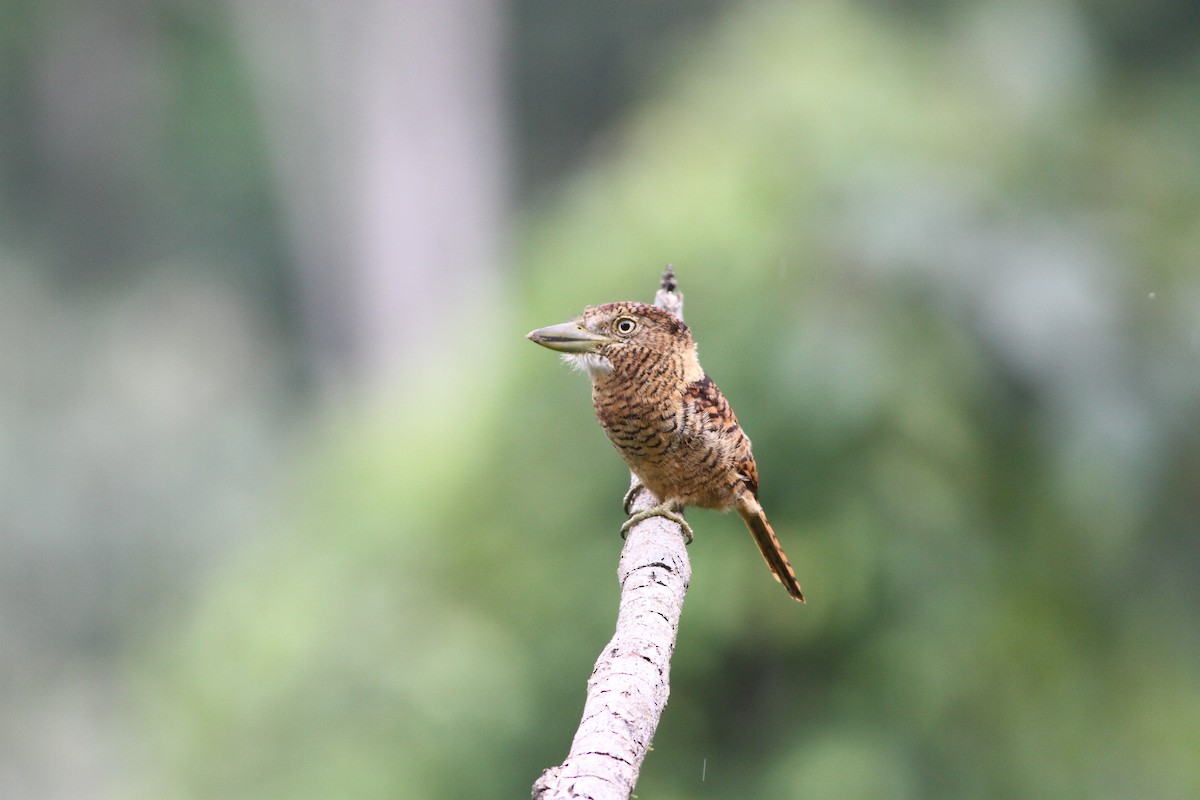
[736,494,805,602]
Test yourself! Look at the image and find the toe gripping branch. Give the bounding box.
[620,482,693,544]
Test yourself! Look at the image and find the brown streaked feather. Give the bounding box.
[537,301,804,602]
[736,493,805,602]
[683,375,759,497]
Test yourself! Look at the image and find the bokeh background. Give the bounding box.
[3,0,1199,797]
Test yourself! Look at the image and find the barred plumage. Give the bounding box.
[528,301,804,602]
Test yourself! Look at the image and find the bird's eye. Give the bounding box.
[614,317,638,335]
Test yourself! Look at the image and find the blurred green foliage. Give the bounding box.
[135,1,1200,798]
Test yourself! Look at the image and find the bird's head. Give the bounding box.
[527,302,697,378]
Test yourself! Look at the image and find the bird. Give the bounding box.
[527,301,805,602]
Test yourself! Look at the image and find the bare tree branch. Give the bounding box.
[533,267,690,800]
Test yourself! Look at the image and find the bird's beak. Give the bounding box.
[527,320,613,353]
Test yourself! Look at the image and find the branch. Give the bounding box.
[533,266,691,800]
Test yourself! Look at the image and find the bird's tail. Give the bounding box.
[736,494,805,602]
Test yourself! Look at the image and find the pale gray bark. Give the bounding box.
[533,270,690,800]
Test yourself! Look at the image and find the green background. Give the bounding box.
[3,1,1198,797]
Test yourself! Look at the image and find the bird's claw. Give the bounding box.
[620,502,693,544]
[622,481,645,515]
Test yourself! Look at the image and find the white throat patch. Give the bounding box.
[563,352,613,376]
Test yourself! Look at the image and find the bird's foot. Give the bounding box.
[620,502,693,544]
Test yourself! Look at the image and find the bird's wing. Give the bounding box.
[684,374,759,497]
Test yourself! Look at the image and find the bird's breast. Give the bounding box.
[590,373,742,510]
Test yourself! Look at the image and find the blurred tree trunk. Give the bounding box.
[230,0,508,397]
